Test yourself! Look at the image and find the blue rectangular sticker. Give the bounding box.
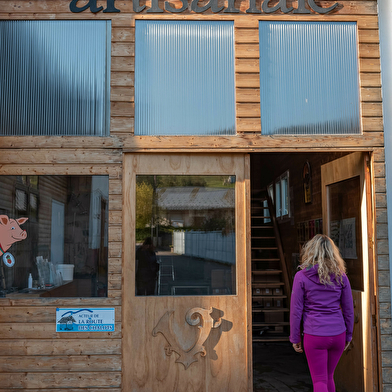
[56,308,115,332]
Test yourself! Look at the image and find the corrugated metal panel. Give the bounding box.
[0,20,111,136]
[135,20,235,136]
[259,21,360,135]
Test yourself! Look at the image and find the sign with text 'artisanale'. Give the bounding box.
[69,0,339,14]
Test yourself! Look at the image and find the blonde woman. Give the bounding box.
[290,234,354,392]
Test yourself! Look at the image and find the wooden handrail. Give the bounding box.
[265,190,292,305]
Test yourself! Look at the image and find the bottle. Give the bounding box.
[28,273,33,289]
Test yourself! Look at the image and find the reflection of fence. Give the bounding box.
[173,230,235,265]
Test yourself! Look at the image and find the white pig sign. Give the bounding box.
[0,215,28,267]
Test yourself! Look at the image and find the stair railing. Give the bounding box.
[265,190,292,305]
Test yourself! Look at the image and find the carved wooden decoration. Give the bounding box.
[153,307,222,369]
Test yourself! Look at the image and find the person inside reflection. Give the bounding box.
[136,237,159,295]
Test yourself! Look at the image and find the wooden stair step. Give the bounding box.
[253,322,290,327]
[252,308,289,313]
[256,330,288,335]
[253,295,287,300]
[252,282,284,287]
[252,270,282,275]
[252,337,290,342]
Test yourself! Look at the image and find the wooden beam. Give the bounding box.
[122,134,383,151]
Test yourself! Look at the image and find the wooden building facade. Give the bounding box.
[0,0,390,391]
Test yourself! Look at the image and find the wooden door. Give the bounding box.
[321,152,377,392]
[123,153,251,392]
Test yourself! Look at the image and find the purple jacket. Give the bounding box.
[289,265,354,344]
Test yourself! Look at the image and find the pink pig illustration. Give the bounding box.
[0,215,28,256]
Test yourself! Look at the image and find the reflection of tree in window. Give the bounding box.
[136,182,154,231]
[135,175,236,296]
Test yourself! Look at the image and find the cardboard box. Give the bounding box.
[274,298,283,308]
[265,312,284,323]
[262,288,272,296]
[253,288,262,295]
[263,298,272,308]
[273,287,282,296]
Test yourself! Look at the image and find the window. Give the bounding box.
[259,22,360,135]
[135,175,236,295]
[269,171,290,220]
[0,21,111,136]
[0,175,109,297]
[135,21,235,136]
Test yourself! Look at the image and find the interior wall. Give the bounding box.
[250,152,348,280]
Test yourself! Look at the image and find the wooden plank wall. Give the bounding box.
[0,161,123,391]
[0,1,384,151]
[0,0,389,391]
[374,147,392,392]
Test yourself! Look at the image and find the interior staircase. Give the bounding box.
[251,189,291,342]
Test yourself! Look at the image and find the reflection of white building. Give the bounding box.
[89,176,109,249]
[156,187,235,227]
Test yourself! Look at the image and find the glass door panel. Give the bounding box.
[328,176,363,291]
[135,175,236,296]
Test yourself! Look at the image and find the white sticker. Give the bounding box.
[2,252,15,268]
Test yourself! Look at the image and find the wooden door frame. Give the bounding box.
[122,152,252,392]
[321,151,379,391]
[245,153,252,391]
[365,152,381,391]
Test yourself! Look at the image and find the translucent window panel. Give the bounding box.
[135,175,236,296]
[275,181,281,217]
[0,175,109,297]
[0,21,111,136]
[263,199,270,223]
[135,21,236,136]
[281,175,289,216]
[259,22,360,135]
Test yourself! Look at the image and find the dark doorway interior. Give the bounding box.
[253,342,312,391]
[250,152,349,391]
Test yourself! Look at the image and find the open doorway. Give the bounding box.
[250,152,378,392]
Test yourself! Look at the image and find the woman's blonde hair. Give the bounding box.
[300,234,346,285]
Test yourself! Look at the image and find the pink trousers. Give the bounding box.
[303,332,346,392]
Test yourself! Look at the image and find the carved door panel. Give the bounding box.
[321,152,377,392]
[123,154,250,392]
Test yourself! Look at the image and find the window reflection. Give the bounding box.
[135,175,236,296]
[328,177,362,291]
[0,175,108,297]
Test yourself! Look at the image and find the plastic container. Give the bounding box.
[28,273,33,289]
[56,264,74,281]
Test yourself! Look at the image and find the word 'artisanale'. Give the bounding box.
[69,0,338,14]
